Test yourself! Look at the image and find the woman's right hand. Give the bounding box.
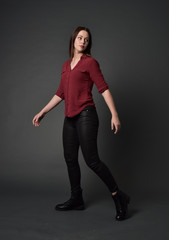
[32,111,45,127]
[32,94,62,127]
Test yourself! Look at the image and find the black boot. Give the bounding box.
[112,189,130,221]
[55,189,85,211]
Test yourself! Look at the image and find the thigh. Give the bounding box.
[62,117,79,160]
[76,107,99,161]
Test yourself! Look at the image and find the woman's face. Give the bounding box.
[74,30,89,54]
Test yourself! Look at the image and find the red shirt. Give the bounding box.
[55,54,109,117]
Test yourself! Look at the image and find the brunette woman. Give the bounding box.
[32,26,130,220]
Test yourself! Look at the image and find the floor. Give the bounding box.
[0,187,169,240]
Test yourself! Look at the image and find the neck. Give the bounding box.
[73,51,83,60]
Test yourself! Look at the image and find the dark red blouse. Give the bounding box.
[55,54,109,117]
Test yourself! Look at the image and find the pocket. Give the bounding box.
[82,105,96,112]
[79,109,91,117]
[61,70,66,74]
[78,69,89,80]
[79,107,99,125]
[80,106,96,116]
[78,69,87,73]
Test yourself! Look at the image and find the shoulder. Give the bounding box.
[83,55,100,68]
[82,56,101,71]
[83,55,99,63]
[61,59,70,70]
[63,59,70,66]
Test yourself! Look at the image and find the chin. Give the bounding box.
[78,50,84,53]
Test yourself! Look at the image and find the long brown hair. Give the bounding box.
[69,26,92,60]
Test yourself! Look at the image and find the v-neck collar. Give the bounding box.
[69,54,85,71]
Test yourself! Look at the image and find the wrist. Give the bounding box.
[111,111,118,117]
[40,109,47,116]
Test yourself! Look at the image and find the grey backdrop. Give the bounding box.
[1,0,169,200]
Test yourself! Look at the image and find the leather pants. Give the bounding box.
[62,105,118,195]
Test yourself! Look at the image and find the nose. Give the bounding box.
[81,38,85,45]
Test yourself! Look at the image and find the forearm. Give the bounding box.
[40,94,63,115]
[101,89,118,117]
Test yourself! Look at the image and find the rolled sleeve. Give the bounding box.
[88,58,109,93]
[55,64,65,99]
[55,81,64,99]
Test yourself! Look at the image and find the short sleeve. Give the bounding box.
[88,58,109,93]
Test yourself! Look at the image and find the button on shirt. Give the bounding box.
[55,55,109,117]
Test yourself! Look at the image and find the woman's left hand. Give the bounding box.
[111,114,121,134]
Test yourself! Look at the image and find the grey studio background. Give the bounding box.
[1,0,169,240]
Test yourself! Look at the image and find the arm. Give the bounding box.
[88,58,121,133]
[32,94,63,127]
[101,89,121,134]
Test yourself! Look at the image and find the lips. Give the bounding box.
[79,45,84,48]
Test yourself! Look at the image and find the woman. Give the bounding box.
[32,26,130,221]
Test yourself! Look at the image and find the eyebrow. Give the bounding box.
[78,35,89,39]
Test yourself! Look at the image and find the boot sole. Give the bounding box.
[55,204,85,211]
[74,205,85,210]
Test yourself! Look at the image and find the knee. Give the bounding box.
[85,156,102,172]
[64,153,78,167]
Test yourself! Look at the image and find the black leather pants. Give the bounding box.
[62,105,118,195]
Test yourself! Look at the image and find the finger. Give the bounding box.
[114,124,119,134]
[34,119,38,126]
[114,127,117,134]
[35,118,39,124]
[112,125,116,134]
[111,122,114,131]
[36,121,40,127]
[32,118,35,125]
[33,117,36,123]
[114,124,121,134]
